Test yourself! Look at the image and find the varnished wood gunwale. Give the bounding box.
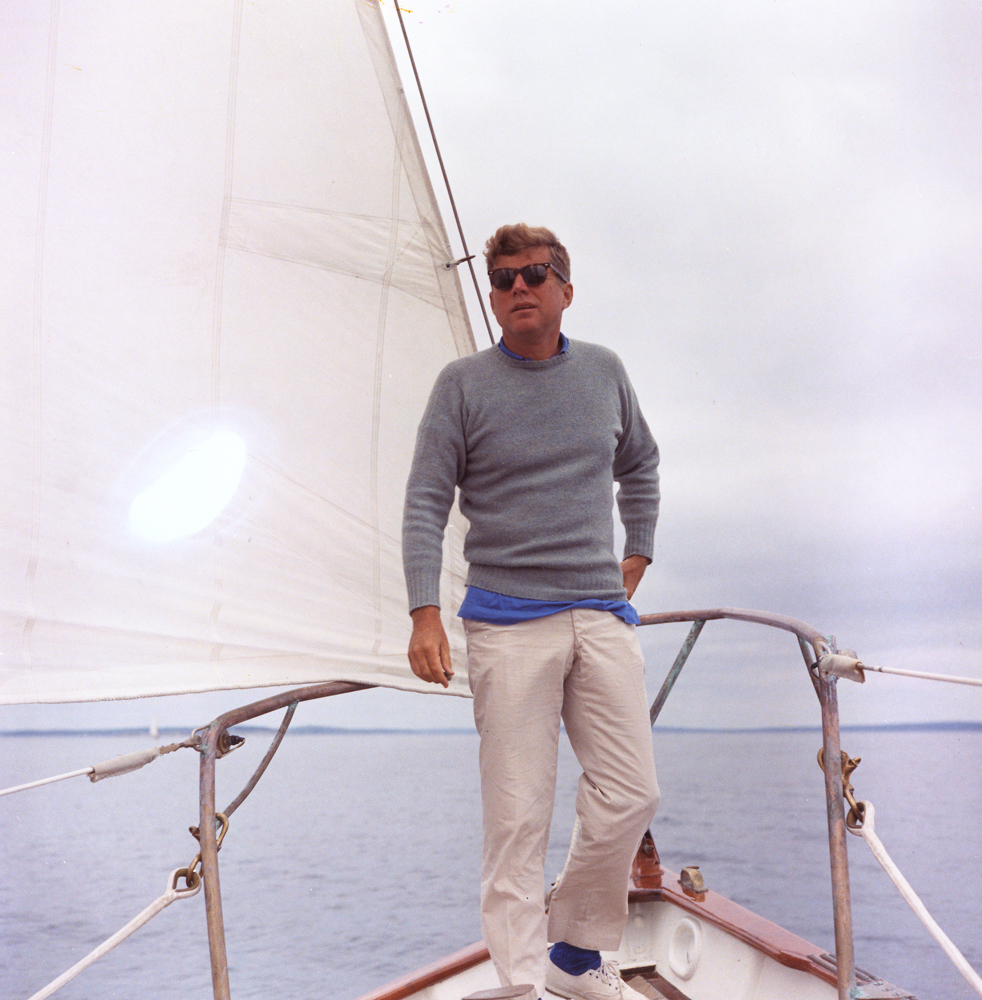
[354,940,491,1000]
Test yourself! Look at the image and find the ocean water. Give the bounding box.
[1,726,979,1000]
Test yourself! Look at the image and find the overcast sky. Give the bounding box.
[2,0,979,734]
[387,0,982,729]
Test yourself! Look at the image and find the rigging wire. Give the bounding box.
[392,2,495,346]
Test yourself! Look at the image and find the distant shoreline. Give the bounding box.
[2,720,980,737]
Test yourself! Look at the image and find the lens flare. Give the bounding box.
[129,430,247,542]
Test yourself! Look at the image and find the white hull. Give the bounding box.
[355,845,914,1000]
[355,883,845,1000]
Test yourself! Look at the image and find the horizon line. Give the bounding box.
[2,720,980,738]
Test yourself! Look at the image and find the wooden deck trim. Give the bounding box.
[354,940,490,1000]
[630,872,837,987]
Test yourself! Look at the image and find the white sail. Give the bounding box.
[0,0,474,704]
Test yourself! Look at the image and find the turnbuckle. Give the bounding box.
[817,748,866,829]
[181,811,230,888]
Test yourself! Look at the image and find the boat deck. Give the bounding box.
[624,968,691,1000]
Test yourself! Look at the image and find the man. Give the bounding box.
[403,224,660,1000]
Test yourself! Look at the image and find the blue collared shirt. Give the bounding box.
[497,333,569,360]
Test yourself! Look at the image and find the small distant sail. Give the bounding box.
[0,1,473,705]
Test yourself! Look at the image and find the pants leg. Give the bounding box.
[464,610,660,992]
[465,614,572,996]
[546,610,660,951]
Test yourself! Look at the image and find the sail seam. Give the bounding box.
[368,126,405,658]
[230,196,409,224]
[22,0,63,696]
[208,0,247,662]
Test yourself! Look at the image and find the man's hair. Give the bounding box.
[484,224,571,282]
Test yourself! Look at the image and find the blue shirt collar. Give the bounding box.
[498,333,568,360]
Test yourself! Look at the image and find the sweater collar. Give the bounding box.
[497,333,568,361]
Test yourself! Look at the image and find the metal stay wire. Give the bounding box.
[221,700,297,818]
[392,1,495,346]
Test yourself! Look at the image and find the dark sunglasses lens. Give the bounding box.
[490,269,515,290]
[490,264,551,290]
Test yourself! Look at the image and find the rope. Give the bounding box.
[848,801,982,996]
[25,868,202,1000]
[860,663,982,688]
[0,736,199,798]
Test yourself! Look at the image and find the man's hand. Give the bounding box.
[620,554,650,600]
[408,605,454,688]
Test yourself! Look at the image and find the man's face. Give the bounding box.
[488,247,573,349]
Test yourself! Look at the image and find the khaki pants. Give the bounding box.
[464,610,660,995]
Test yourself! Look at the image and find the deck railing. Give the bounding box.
[194,609,862,1000]
[637,608,858,1000]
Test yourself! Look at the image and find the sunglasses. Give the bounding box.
[488,262,569,291]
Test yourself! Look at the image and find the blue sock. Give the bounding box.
[549,941,602,975]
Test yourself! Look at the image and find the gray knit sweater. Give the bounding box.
[402,339,659,611]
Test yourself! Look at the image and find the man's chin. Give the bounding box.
[503,318,542,339]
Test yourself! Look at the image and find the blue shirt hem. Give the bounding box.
[457,585,639,626]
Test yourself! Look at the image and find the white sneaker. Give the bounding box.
[545,960,649,1000]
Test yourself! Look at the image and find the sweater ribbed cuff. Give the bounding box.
[623,522,656,563]
[404,567,442,614]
